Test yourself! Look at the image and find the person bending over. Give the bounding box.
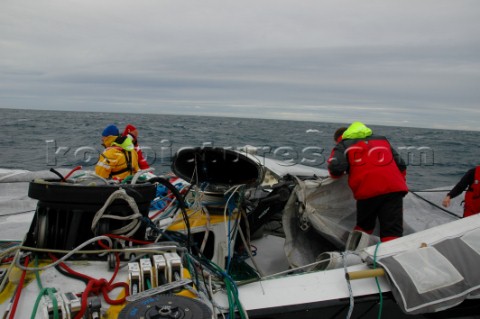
[328,121,408,242]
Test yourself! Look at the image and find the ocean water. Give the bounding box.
[2,108,479,191]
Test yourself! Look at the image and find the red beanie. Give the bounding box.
[123,124,138,138]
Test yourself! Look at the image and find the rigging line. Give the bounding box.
[0,209,36,217]
[342,252,354,319]
[0,247,21,294]
[223,184,244,272]
[193,155,199,185]
[199,206,211,254]
[64,165,82,180]
[15,236,113,271]
[373,242,383,319]
[8,255,30,319]
[49,168,67,182]
[408,191,460,219]
[250,253,358,282]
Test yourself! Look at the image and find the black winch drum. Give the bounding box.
[25,180,156,250]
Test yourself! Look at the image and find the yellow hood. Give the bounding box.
[342,122,373,139]
[103,135,117,147]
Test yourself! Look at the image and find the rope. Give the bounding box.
[408,190,460,219]
[0,248,21,295]
[30,287,58,319]
[188,253,249,319]
[373,242,383,319]
[199,206,211,254]
[34,255,44,290]
[146,176,192,253]
[49,168,66,182]
[18,244,183,256]
[8,255,30,319]
[342,252,354,319]
[223,185,244,272]
[64,165,82,180]
[48,248,127,319]
[237,224,264,278]
[64,171,111,185]
[91,189,143,237]
[131,168,155,184]
[15,236,113,271]
[0,209,36,217]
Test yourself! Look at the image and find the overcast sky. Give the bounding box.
[1,0,479,130]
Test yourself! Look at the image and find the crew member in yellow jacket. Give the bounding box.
[95,124,140,180]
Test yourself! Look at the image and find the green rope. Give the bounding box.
[34,255,43,290]
[30,287,58,319]
[31,257,59,319]
[47,288,59,319]
[189,253,248,319]
[373,242,383,319]
[208,258,243,318]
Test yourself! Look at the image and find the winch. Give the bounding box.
[25,179,156,250]
[118,294,212,319]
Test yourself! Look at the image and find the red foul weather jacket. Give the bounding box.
[464,166,480,217]
[328,135,408,200]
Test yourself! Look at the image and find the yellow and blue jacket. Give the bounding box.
[95,135,139,180]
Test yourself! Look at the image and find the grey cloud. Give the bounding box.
[1,0,479,130]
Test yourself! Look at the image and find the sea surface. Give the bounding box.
[2,108,479,191]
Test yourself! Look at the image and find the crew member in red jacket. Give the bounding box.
[328,122,408,242]
[123,124,150,170]
[442,166,480,217]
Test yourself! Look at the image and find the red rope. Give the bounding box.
[64,165,82,180]
[1,257,14,264]
[149,206,169,219]
[8,256,30,319]
[74,279,96,319]
[101,281,129,305]
[49,253,94,282]
[49,246,128,317]
[108,253,120,285]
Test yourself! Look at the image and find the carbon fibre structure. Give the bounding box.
[171,147,264,186]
